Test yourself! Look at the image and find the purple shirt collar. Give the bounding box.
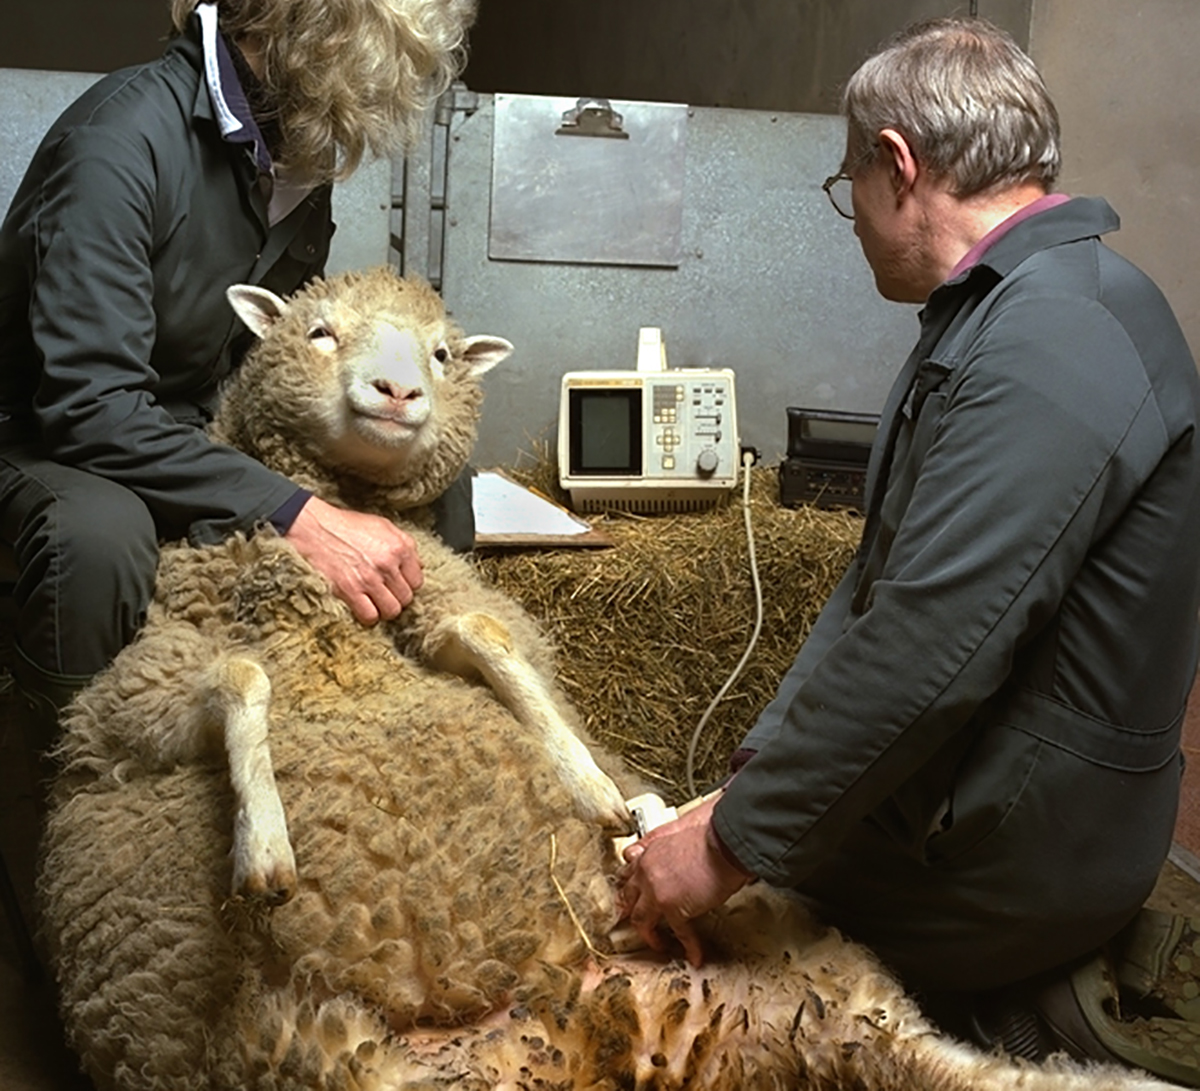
[947,193,1072,281]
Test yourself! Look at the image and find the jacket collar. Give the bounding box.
[960,195,1121,280]
[196,2,273,175]
[921,196,1121,324]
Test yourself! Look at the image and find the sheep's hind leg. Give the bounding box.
[205,657,297,905]
[426,613,630,827]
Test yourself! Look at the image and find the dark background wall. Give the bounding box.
[7,1,173,74]
[1031,0,1199,359]
[3,1,1029,111]
[464,0,1029,113]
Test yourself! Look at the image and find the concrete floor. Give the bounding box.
[1172,677,1200,862]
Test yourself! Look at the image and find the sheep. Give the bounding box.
[36,267,1179,1091]
[49,268,627,902]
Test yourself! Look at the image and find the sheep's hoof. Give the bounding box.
[232,822,298,906]
[573,769,633,830]
[234,861,297,906]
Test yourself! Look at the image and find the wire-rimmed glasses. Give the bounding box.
[822,170,856,220]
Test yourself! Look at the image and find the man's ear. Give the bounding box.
[878,127,919,201]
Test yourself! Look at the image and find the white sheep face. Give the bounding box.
[226,279,513,482]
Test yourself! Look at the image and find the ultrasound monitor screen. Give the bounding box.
[570,389,642,475]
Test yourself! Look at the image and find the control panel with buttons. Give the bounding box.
[648,378,734,481]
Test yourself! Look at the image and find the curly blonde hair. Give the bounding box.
[172,0,477,183]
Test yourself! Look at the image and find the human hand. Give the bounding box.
[616,795,749,967]
[285,495,424,624]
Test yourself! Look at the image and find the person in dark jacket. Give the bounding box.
[0,0,477,733]
[617,16,1200,1075]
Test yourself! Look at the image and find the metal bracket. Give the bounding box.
[393,82,480,289]
[436,82,480,126]
[555,97,630,139]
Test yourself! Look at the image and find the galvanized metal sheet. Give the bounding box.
[438,96,918,469]
[489,93,687,267]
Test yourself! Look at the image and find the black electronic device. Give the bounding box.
[778,407,879,511]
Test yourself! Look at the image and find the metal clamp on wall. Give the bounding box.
[555,97,630,139]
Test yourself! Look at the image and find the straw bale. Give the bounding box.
[475,464,862,799]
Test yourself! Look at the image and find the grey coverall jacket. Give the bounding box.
[713,197,1200,991]
[0,19,330,546]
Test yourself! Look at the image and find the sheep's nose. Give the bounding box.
[371,378,424,402]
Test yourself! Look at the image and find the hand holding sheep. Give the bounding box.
[286,493,424,624]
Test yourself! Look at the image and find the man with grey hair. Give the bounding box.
[618,17,1200,1080]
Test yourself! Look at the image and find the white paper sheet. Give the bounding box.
[472,471,591,537]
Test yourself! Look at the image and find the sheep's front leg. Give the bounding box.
[427,613,629,827]
[63,622,297,904]
[204,657,297,904]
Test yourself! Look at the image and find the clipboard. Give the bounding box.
[472,469,612,548]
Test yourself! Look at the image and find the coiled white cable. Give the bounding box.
[685,448,764,796]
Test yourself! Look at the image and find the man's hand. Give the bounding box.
[284,495,424,624]
[615,793,749,967]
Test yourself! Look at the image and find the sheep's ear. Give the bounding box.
[460,335,513,377]
[226,284,290,339]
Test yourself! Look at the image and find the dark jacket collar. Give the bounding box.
[967,195,1121,279]
[922,196,1121,323]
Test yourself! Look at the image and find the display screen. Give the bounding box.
[801,416,878,445]
[569,388,642,475]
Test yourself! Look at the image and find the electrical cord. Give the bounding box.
[685,448,764,797]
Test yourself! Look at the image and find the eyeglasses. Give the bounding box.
[822,142,878,220]
[822,170,856,220]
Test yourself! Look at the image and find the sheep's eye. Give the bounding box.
[308,324,336,341]
[434,346,449,363]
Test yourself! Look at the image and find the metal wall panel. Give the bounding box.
[0,68,100,223]
[435,95,917,467]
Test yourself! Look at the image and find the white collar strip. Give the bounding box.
[197,2,243,138]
